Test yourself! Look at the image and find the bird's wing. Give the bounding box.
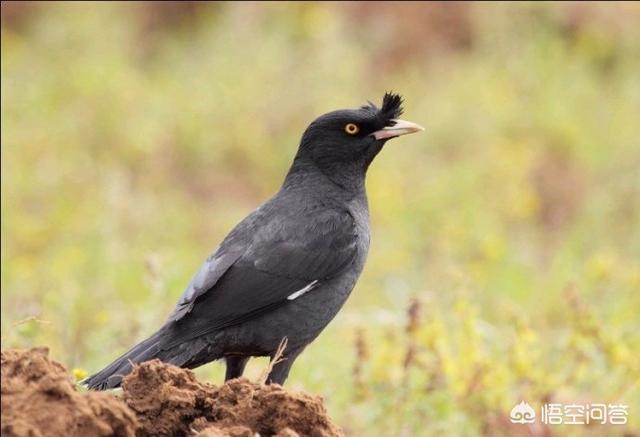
[164,205,359,345]
[168,248,242,322]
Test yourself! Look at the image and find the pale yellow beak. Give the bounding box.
[372,119,424,140]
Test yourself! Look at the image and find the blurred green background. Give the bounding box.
[2,2,639,435]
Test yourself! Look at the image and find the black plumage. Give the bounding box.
[85,92,423,389]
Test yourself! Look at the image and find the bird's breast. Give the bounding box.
[347,196,371,268]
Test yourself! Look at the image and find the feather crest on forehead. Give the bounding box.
[361,92,404,124]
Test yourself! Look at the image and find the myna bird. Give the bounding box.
[85,92,423,389]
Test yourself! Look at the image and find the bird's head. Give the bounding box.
[293,93,423,185]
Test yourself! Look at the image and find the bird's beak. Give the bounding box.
[372,119,425,140]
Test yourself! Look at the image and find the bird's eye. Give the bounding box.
[344,123,359,135]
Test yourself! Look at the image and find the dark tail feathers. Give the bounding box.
[83,330,165,390]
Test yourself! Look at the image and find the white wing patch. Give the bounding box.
[287,280,319,301]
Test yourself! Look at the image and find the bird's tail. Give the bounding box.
[83,329,167,390]
[84,326,226,390]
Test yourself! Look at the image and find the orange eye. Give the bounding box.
[344,123,359,135]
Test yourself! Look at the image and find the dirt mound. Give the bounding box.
[1,347,137,437]
[1,348,342,437]
[123,359,341,437]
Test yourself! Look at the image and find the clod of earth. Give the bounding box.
[1,348,342,437]
[1,347,137,437]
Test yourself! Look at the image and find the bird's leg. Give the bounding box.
[266,346,305,385]
[224,355,250,381]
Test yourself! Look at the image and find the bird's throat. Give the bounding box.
[283,156,367,197]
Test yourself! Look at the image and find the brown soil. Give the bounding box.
[1,347,137,437]
[1,348,343,437]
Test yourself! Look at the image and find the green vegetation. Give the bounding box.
[2,3,639,435]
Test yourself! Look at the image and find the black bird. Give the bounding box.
[85,92,423,389]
